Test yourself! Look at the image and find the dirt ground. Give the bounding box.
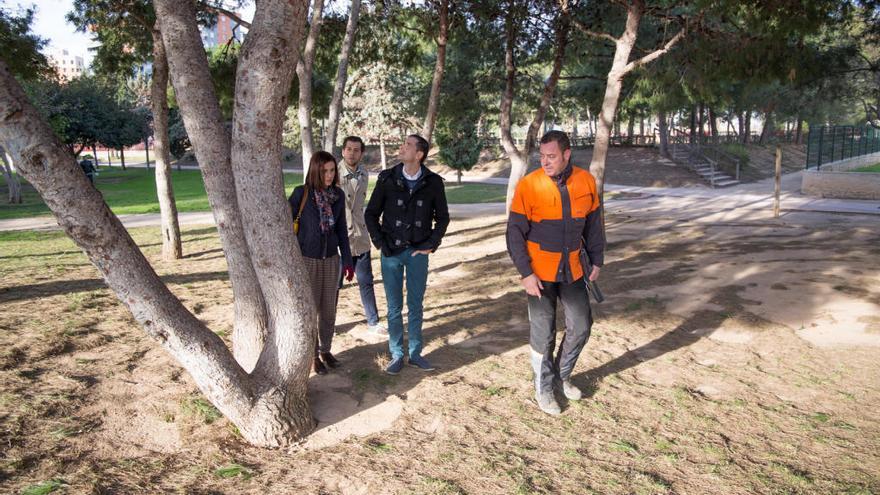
[1,204,879,494]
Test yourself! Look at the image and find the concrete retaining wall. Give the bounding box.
[802,152,880,200]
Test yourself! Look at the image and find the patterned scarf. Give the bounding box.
[551,162,573,187]
[313,187,338,234]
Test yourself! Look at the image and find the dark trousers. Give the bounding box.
[527,278,592,395]
[338,251,380,326]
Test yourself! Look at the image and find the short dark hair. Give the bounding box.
[342,135,365,152]
[539,130,571,152]
[409,134,430,165]
[305,151,338,190]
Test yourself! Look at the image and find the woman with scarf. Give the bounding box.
[289,151,355,375]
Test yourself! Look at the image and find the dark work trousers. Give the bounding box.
[527,277,593,395]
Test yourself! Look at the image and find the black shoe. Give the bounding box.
[313,357,327,375]
[320,351,340,368]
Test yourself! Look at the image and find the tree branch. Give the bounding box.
[200,2,252,29]
[624,27,685,73]
[571,18,617,44]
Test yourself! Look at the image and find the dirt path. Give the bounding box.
[1,206,879,494]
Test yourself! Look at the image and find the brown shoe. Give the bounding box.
[320,351,340,368]
[313,356,327,375]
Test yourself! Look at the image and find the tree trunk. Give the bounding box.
[639,115,644,138]
[572,111,579,139]
[658,110,670,159]
[708,107,718,139]
[1,145,22,204]
[323,0,362,153]
[152,27,182,261]
[743,111,751,144]
[626,113,634,142]
[106,148,112,166]
[759,111,774,144]
[379,136,388,169]
[457,169,461,184]
[421,0,448,144]
[156,0,271,376]
[145,137,150,169]
[120,148,126,170]
[689,106,697,144]
[590,3,641,197]
[0,58,284,446]
[92,144,98,166]
[795,117,803,145]
[698,102,705,140]
[297,0,325,174]
[502,0,569,211]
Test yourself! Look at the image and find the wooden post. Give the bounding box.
[774,145,782,218]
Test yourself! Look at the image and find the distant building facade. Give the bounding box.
[48,49,85,81]
[200,12,244,48]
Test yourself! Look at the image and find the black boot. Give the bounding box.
[320,351,340,368]
[313,356,327,375]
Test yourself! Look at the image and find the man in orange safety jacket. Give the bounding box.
[506,130,606,415]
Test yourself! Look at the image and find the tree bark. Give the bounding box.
[0,145,22,204]
[323,0,362,153]
[296,0,325,173]
[658,110,670,158]
[421,0,449,144]
[151,27,182,261]
[120,148,126,170]
[795,117,803,145]
[379,136,388,169]
[156,0,270,375]
[743,110,751,144]
[231,0,316,425]
[759,111,774,144]
[708,107,718,139]
[144,137,151,169]
[503,0,569,211]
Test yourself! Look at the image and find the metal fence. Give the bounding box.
[805,125,880,170]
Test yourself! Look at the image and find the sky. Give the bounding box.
[4,0,257,68]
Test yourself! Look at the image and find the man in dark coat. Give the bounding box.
[365,134,449,375]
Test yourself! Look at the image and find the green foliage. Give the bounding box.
[214,463,253,480]
[0,6,51,81]
[435,117,482,180]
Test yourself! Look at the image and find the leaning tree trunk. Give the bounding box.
[296,0,325,174]
[0,145,22,204]
[151,27,182,261]
[503,0,569,211]
[421,0,449,144]
[0,59,277,446]
[657,110,670,159]
[759,111,774,145]
[323,0,362,153]
[156,0,272,376]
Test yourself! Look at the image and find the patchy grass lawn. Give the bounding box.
[852,163,880,173]
[1,208,879,494]
[0,167,508,220]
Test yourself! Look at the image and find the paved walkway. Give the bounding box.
[2,170,877,232]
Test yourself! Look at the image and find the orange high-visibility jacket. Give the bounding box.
[506,165,605,283]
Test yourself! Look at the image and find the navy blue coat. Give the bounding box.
[289,185,353,268]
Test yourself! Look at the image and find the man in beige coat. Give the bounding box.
[338,136,387,335]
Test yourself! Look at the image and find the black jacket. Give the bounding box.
[289,185,353,267]
[365,163,450,256]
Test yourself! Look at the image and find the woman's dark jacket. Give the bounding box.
[289,185,353,268]
[364,163,450,257]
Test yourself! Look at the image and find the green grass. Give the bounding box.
[0,167,509,221]
[21,479,66,495]
[851,163,880,173]
[214,463,253,480]
[180,395,222,424]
